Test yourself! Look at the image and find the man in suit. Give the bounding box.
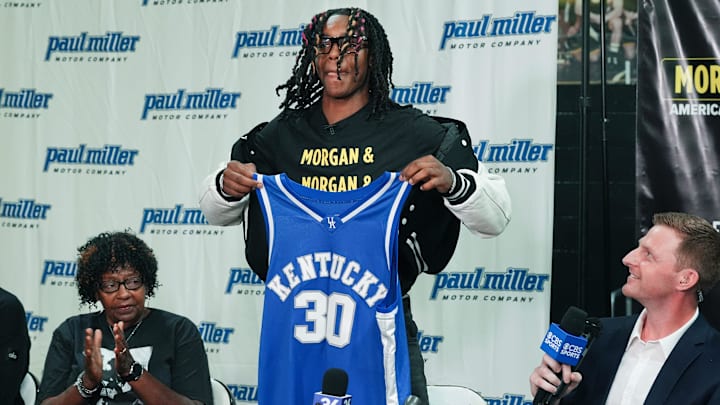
[529,212,720,404]
[0,287,30,405]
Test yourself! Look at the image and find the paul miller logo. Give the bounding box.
[141,88,241,120]
[44,144,139,173]
[474,139,553,163]
[226,384,258,402]
[440,10,557,50]
[0,88,53,118]
[26,311,49,333]
[139,204,208,233]
[390,82,451,105]
[232,24,304,57]
[0,198,51,220]
[225,268,264,295]
[45,31,140,61]
[417,330,444,354]
[430,268,549,300]
[484,393,533,405]
[41,260,77,285]
[198,321,235,344]
[0,88,53,109]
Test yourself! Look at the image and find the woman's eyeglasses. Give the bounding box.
[99,277,143,293]
[315,35,368,54]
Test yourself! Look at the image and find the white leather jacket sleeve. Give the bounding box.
[200,161,512,235]
[444,164,512,237]
[198,163,249,226]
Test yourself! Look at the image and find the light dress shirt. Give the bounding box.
[604,308,699,404]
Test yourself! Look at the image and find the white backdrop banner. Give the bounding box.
[0,0,557,403]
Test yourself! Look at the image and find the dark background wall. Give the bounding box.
[550,83,641,322]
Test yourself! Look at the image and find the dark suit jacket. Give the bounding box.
[0,287,30,405]
[561,314,720,404]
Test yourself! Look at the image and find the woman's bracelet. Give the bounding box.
[443,166,458,196]
[75,371,99,399]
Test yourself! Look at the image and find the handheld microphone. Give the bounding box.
[313,368,352,405]
[533,306,589,405]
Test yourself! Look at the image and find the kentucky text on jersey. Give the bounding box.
[26,312,49,332]
[44,144,139,172]
[140,204,207,233]
[231,24,304,56]
[266,252,388,307]
[484,393,533,405]
[390,82,451,105]
[45,32,140,60]
[141,88,240,119]
[671,61,720,100]
[474,139,553,162]
[197,322,234,344]
[41,260,77,284]
[225,268,264,293]
[0,88,53,109]
[430,268,549,299]
[440,11,557,50]
[0,198,51,220]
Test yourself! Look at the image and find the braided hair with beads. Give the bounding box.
[276,7,397,118]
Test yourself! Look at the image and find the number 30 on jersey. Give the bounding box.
[295,291,357,348]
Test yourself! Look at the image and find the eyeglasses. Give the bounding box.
[99,277,144,293]
[315,35,368,54]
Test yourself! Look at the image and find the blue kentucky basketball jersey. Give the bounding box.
[254,171,412,405]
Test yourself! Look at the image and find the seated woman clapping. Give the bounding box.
[37,231,212,405]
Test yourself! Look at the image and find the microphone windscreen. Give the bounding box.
[559,306,588,335]
[322,368,349,396]
[540,306,589,366]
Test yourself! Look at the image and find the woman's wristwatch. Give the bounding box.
[118,361,144,383]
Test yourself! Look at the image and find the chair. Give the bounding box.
[610,287,642,317]
[211,378,236,405]
[427,385,488,405]
[19,371,39,405]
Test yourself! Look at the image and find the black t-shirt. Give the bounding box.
[253,102,443,184]
[234,102,478,293]
[37,308,212,405]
